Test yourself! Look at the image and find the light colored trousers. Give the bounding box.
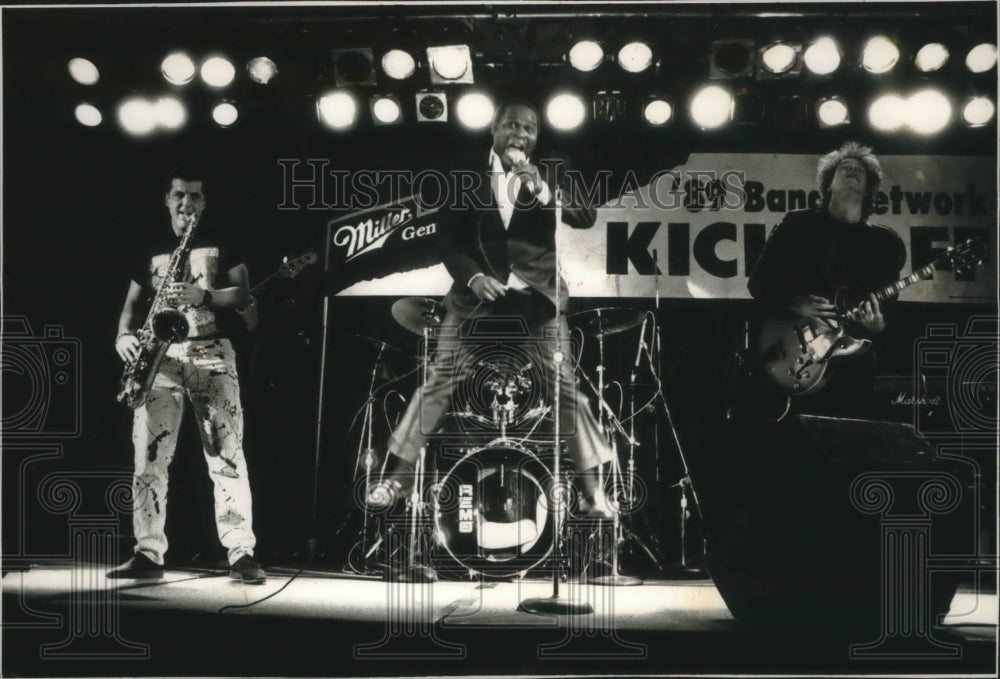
[131,338,256,566]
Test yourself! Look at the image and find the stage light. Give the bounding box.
[371,95,402,125]
[966,43,998,73]
[963,96,995,126]
[643,98,672,125]
[455,92,494,129]
[569,40,604,72]
[915,43,950,72]
[710,40,755,79]
[317,91,358,129]
[546,93,586,131]
[907,89,951,134]
[773,94,808,127]
[415,91,448,122]
[68,58,99,85]
[868,94,906,131]
[117,97,157,136]
[382,49,416,79]
[333,48,376,86]
[816,96,850,127]
[212,102,239,127]
[428,45,474,83]
[593,90,626,122]
[74,103,102,127]
[200,56,236,88]
[155,97,186,130]
[617,42,653,73]
[760,43,798,75]
[161,52,196,85]
[247,57,278,84]
[690,85,733,129]
[732,89,764,124]
[804,37,841,75]
[862,36,899,74]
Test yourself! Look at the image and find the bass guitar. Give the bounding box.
[236,251,317,332]
[754,238,984,395]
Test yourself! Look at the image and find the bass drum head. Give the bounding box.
[434,442,552,579]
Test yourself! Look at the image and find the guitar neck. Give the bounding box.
[867,263,937,307]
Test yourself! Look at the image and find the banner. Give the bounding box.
[335,154,996,302]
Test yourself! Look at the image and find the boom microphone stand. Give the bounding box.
[519,186,593,616]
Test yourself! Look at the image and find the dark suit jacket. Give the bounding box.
[437,153,597,319]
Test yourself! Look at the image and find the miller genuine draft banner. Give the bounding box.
[334,153,996,302]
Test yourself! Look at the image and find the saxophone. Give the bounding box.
[116,214,200,409]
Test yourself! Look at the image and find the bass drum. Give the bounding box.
[434,441,553,579]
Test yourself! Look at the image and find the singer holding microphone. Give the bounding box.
[368,99,616,518]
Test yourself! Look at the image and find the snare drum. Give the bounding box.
[433,441,553,578]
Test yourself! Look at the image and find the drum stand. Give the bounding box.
[350,342,388,575]
[519,187,593,616]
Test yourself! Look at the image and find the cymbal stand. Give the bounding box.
[519,186,593,616]
[352,342,387,574]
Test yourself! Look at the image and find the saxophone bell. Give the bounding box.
[152,308,190,342]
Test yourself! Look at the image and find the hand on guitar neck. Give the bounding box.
[788,293,885,334]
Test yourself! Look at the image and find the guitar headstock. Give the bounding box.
[278,251,318,279]
[934,237,986,275]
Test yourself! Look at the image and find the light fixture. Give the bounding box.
[915,43,950,72]
[804,37,841,75]
[546,93,586,130]
[455,92,494,129]
[332,48,376,86]
[617,42,653,73]
[816,96,850,127]
[710,40,755,79]
[317,91,358,129]
[966,43,998,73]
[415,91,448,122]
[427,45,474,84]
[247,57,278,84]
[906,89,951,134]
[117,97,157,136]
[773,94,808,127]
[569,40,604,72]
[161,52,196,85]
[862,36,900,74]
[382,49,416,79]
[74,103,102,127]
[759,42,799,75]
[690,85,733,129]
[963,96,995,126]
[155,97,187,130]
[68,58,99,85]
[200,56,236,88]
[370,95,402,125]
[732,89,764,125]
[868,93,907,131]
[212,102,239,127]
[593,90,626,123]
[643,98,673,126]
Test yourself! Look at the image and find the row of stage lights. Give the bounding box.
[66,37,997,135]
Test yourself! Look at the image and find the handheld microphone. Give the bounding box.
[507,149,535,195]
[633,316,648,369]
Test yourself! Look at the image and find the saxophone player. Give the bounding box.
[109,165,266,584]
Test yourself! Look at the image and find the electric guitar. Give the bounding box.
[754,238,985,395]
[237,252,317,332]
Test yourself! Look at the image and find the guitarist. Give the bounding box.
[746,142,907,417]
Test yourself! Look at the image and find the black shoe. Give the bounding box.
[229,555,266,585]
[106,553,164,579]
[366,477,412,509]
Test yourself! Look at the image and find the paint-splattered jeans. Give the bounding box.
[131,338,256,566]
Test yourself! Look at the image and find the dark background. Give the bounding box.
[2,3,995,577]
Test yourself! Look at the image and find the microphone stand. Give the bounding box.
[519,185,593,616]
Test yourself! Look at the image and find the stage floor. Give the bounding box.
[2,564,996,677]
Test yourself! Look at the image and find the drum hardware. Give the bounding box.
[517,188,594,616]
[391,297,446,336]
[391,445,438,582]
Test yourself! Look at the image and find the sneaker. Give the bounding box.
[229,555,266,585]
[366,477,411,509]
[579,491,618,520]
[106,552,164,579]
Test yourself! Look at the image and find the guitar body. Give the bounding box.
[755,314,869,395]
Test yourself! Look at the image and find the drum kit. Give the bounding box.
[344,297,702,584]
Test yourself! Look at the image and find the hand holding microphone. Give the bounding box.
[507,149,539,196]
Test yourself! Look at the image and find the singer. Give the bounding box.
[368,99,616,518]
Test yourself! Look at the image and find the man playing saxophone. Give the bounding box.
[109,165,266,584]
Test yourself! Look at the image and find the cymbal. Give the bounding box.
[349,334,400,355]
[392,297,446,335]
[568,307,644,337]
